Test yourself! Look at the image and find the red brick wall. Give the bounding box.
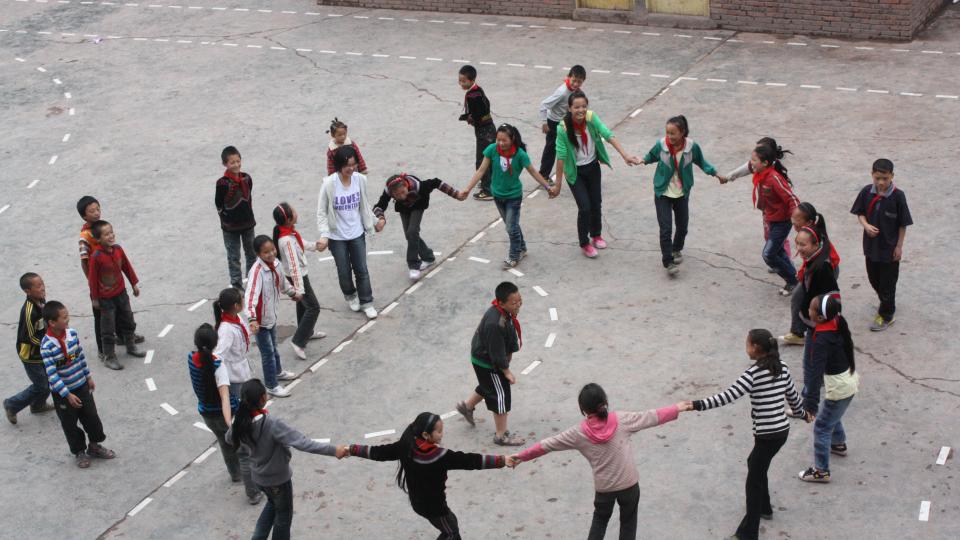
[316,0,573,19]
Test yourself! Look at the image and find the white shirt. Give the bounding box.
[214,318,253,384]
[328,177,363,241]
[213,361,230,388]
[575,129,597,166]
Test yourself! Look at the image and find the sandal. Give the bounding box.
[87,443,116,459]
[455,401,475,427]
[75,451,91,468]
[493,430,526,446]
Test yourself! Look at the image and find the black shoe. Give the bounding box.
[473,190,493,201]
[125,340,147,358]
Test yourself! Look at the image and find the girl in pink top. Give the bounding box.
[510,383,692,540]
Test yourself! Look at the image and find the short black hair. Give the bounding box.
[221,145,241,165]
[332,144,358,173]
[90,220,111,240]
[494,281,519,303]
[253,234,274,254]
[872,158,894,174]
[458,64,477,81]
[42,301,66,323]
[76,195,99,218]
[19,272,39,291]
[568,65,587,80]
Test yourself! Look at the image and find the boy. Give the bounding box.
[457,65,496,201]
[538,65,586,180]
[41,301,115,468]
[850,158,913,331]
[3,273,54,424]
[455,281,526,446]
[88,220,146,369]
[215,146,257,290]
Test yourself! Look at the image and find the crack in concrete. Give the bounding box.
[856,346,960,399]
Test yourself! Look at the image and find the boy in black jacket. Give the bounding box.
[215,146,257,290]
[457,65,495,201]
[4,273,54,424]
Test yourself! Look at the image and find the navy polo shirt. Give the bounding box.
[850,184,913,262]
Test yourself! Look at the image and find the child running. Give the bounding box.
[373,173,464,280]
[245,236,300,398]
[226,379,349,540]
[461,124,554,269]
[798,294,858,483]
[794,225,841,372]
[272,202,326,362]
[458,65,496,201]
[325,118,369,175]
[781,202,840,345]
[348,412,511,539]
[688,329,803,540]
[511,384,692,540]
[538,65,586,180]
[638,115,720,275]
[4,273,54,424]
[215,146,257,291]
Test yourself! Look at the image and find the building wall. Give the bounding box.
[316,0,573,19]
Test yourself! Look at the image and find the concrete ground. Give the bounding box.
[1,1,958,539]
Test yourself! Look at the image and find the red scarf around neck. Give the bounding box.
[491,299,522,348]
[277,225,303,252]
[497,145,518,175]
[665,137,685,179]
[796,244,823,282]
[564,78,575,92]
[46,328,72,364]
[751,166,775,208]
[220,312,249,349]
[866,184,894,219]
[415,437,438,452]
[573,120,589,149]
[250,408,268,418]
[223,169,250,200]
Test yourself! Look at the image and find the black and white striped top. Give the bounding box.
[694,362,803,437]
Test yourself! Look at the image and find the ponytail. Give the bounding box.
[747,329,783,378]
[395,412,441,497]
[213,287,242,328]
[563,90,590,151]
[755,137,793,184]
[578,383,609,421]
[194,323,220,405]
[496,123,527,152]
[812,294,855,374]
[271,202,293,262]
[231,379,266,447]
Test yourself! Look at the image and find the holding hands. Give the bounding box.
[676,400,694,412]
[335,445,351,459]
[316,238,329,252]
[374,217,386,233]
[506,455,522,468]
[456,190,470,202]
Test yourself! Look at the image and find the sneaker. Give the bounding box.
[363,306,378,320]
[419,260,433,271]
[779,283,798,296]
[4,406,17,425]
[502,259,519,270]
[798,467,830,483]
[75,451,91,469]
[267,385,291,398]
[310,331,327,340]
[102,354,123,371]
[247,492,263,505]
[870,314,895,332]
[290,342,307,360]
[277,370,298,381]
[581,244,598,258]
[29,402,55,414]
[493,430,526,446]
[409,269,422,281]
[591,236,608,250]
[830,443,848,457]
[666,263,679,276]
[781,332,805,346]
[455,401,475,427]
[473,190,493,201]
[671,250,683,264]
[87,442,116,459]
[347,296,360,312]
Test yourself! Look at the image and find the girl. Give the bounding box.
[244,236,299,398]
[317,145,384,320]
[272,202,326,362]
[325,117,368,175]
[347,412,510,539]
[638,115,720,275]
[689,329,804,540]
[550,91,640,258]
[212,287,252,397]
[511,384,691,540]
[798,294,858,483]
[461,123,554,269]
[752,145,801,295]
[794,226,840,379]
[187,323,258,503]
[373,173,465,281]
[782,202,840,345]
[226,379,348,540]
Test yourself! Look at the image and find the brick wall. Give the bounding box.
[316,0,573,19]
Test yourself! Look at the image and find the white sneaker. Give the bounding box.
[363,306,378,319]
[409,269,422,281]
[277,370,298,381]
[347,296,360,312]
[419,260,432,270]
[310,331,327,340]
[290,342,307,360]
[267,385,291,398]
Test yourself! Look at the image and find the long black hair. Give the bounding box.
[271,202,294,262]
[395,412,441,497]
[578,383,609,420]
[797,226,832,278]
[811,295,856,373]
[230,379,267,447]
[795,201,829,243]
[213,287,243,328]
[754,138,792,184]
[666,115,689,137]
[496,123,527,152]
[747,329,783,378]
[194,323,220,405]
[563,90,589,150]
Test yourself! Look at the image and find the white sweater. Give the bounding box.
[277,234,317,296]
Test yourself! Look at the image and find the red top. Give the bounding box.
[88,245,139,300]
[752,167,799,222]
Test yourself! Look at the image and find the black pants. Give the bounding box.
[654,194,690,267]
[538,119,560,178]
[52,383,106,455]
[736,434,788,540]
[291,275,320,348]
[91,303,103,353]
[401,210,436,269]
[99,290,136,347]
[475,123,495,193]
[866,259,899,320]
[570,160,603,247]
[587,482,640,540]
[426,511,461,540]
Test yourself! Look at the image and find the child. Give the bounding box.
[348,412,510,539]
[187,323,259,503]
[317,145,384,320]
[272,203,326,361]
[226,379,348,540]
[4,273,54,424]
[753,145,800,295]
[798,294,859,483]
[639,115,720,275]
[550,90,640,258]
[215,146,257,291]
[325,118,369,175]
[538,65,586,180]
[373,173,464,280]
[794,226,841,384]
[41,301,116,468]
[850,158,913,331]
[455,282,526,446]
[244,236,299,398]
[457,65,496,201]
[213,287,253,398]
[511,384,691,540]
[782,203,840,345]
[688,329,804,540]
[88,220,146,370]
[461,124,554,269]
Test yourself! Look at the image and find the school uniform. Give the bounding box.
[79,223,103,354]
[245,258,296,389]
[87,245,139,351]
[483,143,532,262]
[373,175,460,269]
[277,229,321,348]
[461,84,495,194]
[752,167,800,286]
[538,80,575,178]
[470,302,521,414]
[41,328,107,456]
[555,111,616,247]
[215,169,256,288]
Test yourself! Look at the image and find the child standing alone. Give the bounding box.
[458,65,496,201]
[215,146,257,291]
[538,65,586,180]
[325,118,369,176]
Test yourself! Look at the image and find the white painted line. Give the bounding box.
[520,360,541,375]
[534,65,553,69]
[765,82,787,87]
[246,45,261,49]
[158,324,174,338]
[446,257,456,261]
[440,410,458,420]
[703,36,722,40]
[37,66,47,72]
[345,52,363,56]
[921,50,943,54]
[642,31,660,35]
[532,286,548,297]
[936,446,951,465]
[836,87,858,92]
[674,34,692,38]
[144,349,154,364]
[468,256,490,264]
[787,42,807,46]
[357,320,377,334]
[737,80,759,85]
[544,332,557,348]
[820,44,840,48]
[187,298,207,312]
[479,61,497,65]
[469,231,485,243]
[549,308,558,321]
[900,92,923,97]
[761,40,775,44]
[488,218,503,229]
[559,26,575,30]
[312,438,331,443]
[14,57,25,62]
[867,89,889,94]
[62,133,71,142]
[507,268,524,277]
[309,357,328,373]
[145,378,156,392]
[854,46,874,50]
[629,108,643,118]
[285,379,301,391]
[650,73,670,78]
[936,94,959,99]
[592,69,610,74]
[615,29,632,34]
[53,78,62,85]
[381,301,399,315]
[452,59,470,63]
[426,57,442,61]
[507,23,524,28]
[48,155,58,165]
[163,470,188,488]
[368,250,394,255]
[365,429,396,439]
[64,92,72,99]
[160,402,178,415]
[402,18,418,21]
[127,497,153,517]
[194,447,217,464]
[332,340,352,353]
[891,48,911,52]
[919,500,930,521]
[26,179,40,189]
[430,19,445,23]
[0,205,9,215]
[527,189,540,199]
[399,55,416,59]
[372,53,389,58]
[507,63,526,68]
[481,22,498,26]
[378,16,394,20]
[154,38,169,42]
[406,282,423,295]
[134,37,148,41]
[425,266,442,279]
[800,84,822,89]
[270,46,286,50]
[192,421,212,433]
[621,72,640,76]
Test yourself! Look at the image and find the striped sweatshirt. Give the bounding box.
[41,329,90,397]
[694,362,803,437]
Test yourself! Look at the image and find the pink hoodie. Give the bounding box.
[516,406,679,493]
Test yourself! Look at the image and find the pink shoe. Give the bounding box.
[581,244,598,258]
[591,236,608,249]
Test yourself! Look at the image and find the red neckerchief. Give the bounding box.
[573,119,589,149]
[263,259,281,290]
[220,312,249,349]
[415,437,438,452]
[497,144,518,175]
[277,226,304,252]
[564,78,575,92]
[866,184,894,219]
[191,351,203,368]
[751,166,772,208]
[812,315,840,341]
[796,244,824,282]
[491,299,522,349]
[250,408,268,418]
[463,83,479,115]
[223,169,251,200]
[46,328,72,365]
[665,137,685,180]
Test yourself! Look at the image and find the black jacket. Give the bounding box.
[471,305,520,370]
[17,298,44,363]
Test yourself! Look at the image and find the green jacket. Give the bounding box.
[556,111,614,185]
[642,137,717,196]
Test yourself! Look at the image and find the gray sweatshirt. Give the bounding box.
[226,414,336,486]
[539,82,573,123]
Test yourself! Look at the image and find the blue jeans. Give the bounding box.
[494,197,526,261]
[328,234,374,306]
[654,194,689,267]
[252,479,294,540]
[763,220,797,286]
[223,228,256,288]
[255,326,282,389]
[3,361,50,413]
[814,395,852,471]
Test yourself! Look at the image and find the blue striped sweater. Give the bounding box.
[41,329,89,397]
[187,352,239,415]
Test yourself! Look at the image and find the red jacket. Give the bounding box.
[88,245,139,300]
[752,167,799,222]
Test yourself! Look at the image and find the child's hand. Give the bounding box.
[804,411,816,423]
[503,369,516,385]
[863,223,880,237]
[717,175,729,184]
[623,155,640,166]
[457,191,470,201]
[292,294,303,302]
[91,299,100,309]
[88,377,96,392]
[506,455,521,468]
[374,218,386,233]
[317,238,329,251]
[250,321,260,333]
[676,400,694,412]
[541,123,550,134]
[132,285,140,297]
[893,245,903,261]
[549,185,561,198]
[67,393,82,408]
[335,445,350,459]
